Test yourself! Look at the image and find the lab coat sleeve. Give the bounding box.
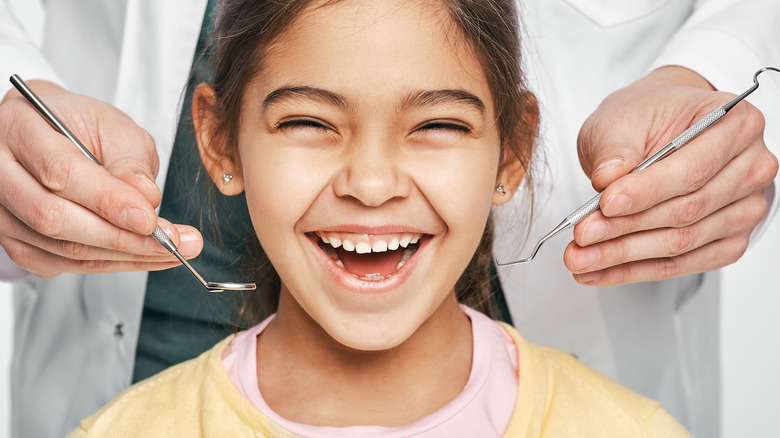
[0,0,65,99]
[0,247,28,282]
[649,0,780,242]
[0,1,60,281]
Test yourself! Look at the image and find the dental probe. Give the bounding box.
[10,74,256,292]
[496,66,780,267]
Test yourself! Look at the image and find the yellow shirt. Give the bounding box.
[69,323,691,437]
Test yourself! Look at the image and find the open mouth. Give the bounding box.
[313,231,423,281]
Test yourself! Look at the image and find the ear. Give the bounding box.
[192,82,245,196]
[492,149,526,205]
[493,92,539,206]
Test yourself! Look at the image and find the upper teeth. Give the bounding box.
[388,237,399,251]
[317,232,422,253]
[372,240,388,252]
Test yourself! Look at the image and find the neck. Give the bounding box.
[256,291,473,427]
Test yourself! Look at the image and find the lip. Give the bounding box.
[306,229,432,294]
[310,224,428,235]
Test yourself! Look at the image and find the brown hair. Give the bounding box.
[201,0,539,323]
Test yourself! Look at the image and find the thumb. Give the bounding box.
[577,118,646,192]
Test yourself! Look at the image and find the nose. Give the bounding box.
[332,135,411,207]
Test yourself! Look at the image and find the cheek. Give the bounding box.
[239,144,329,243]
[412,149,500,230]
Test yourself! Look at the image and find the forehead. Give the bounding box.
[253,0,492,108]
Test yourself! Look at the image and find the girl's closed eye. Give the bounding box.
[275,116,336,133]
[409,118,475,144]
[272,116,341,144]
[416,119,472,133]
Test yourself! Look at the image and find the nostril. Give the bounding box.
[332,160,411,207]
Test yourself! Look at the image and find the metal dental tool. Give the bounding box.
[10,74,257,292]
[496,66,780,267]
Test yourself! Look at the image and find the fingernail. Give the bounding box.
[577,270,604,284]
[593,158,624,178]
[580,220,609,246]
[122,207,150,234]
[178,231,202,256]
[573,246,600,271]
[602,194,632,216]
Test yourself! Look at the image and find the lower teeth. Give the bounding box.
[352,248,414,281]
[397,247,413,268]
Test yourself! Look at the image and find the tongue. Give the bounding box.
[337,247,406,278]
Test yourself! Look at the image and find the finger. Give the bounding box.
[0,236,185,279]
[577,114,648,191]
[0,140,169,252]
[574,140,775,246]
[571,234,750,287]
[97,114,162,208]
[0,204,203,262]
[0,155,204,259]
[108,158,162,210]
[4,98,160,234]
[0,154,154,253]
[0,152,203,262]
[598,102,766,218]
[564,193,764,275]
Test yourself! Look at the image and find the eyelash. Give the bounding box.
[416,120,472,134]
[275,117,332,131]
[274,117,472,134]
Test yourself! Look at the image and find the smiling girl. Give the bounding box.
[70,0,689,436]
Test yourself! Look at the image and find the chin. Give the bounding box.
[319,307,425,352]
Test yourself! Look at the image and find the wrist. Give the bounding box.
[638,65,716,91]
[2,79,68,104]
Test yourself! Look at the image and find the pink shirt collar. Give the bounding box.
[222,305,518,437]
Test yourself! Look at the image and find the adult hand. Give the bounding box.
[0,81,203,278]
[565,66,778,286]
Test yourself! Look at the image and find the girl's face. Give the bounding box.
[198,0,523,350]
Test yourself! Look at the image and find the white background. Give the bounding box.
[2,1,779,436]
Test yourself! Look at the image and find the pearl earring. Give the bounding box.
[496,183,506,195]
[222,173,233,184]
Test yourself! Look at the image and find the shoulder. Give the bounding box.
[70,332,300,438]
[497,323,691,437]
[70,336,237,437]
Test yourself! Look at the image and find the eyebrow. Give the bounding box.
[262,86,486,116]
[263,86,351,111]
[402,89,486,115]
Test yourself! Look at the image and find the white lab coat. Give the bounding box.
[0,1,209,437]
[495,1,780,438]
[0,0,778,437]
